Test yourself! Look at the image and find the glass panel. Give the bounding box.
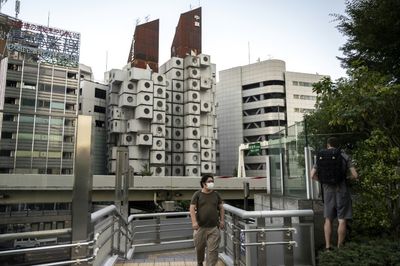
[50,102,64,110]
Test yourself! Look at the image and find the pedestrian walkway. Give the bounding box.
[116,248,225,266]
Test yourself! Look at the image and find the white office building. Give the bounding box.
[216,59,326,177]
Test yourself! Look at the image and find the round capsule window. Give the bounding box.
[175,143,181,149]
[176,94,181,101]
[175,130,181,137]
[143,135,149,141]
[157,113,163,120]
[175,106,181,113]
[175,168,181,174]
[192,81,198,87]
[176,71,181,77]
[156,167,162,174]
[204,164,209,170]
[156,140,163,147]
[192,58,198,64]
[157,101,163,107]
[192,105,198,111]
[192,69,198,76]
[193,168,198,174]
[193,130,198,136]
[204,103,209,108]
[193,155,198,161]
[156,154,162,160]
[175,118,181,125]
[127,96,133,103]
[204,139,210,145]
[175,155,181,162]
[193,117,198,123]
[203,56,208,62]
[144,95,150,101]
[192,93,198,99]
[157,75,163,82]
[193,142,198,149]
[126,135,132,142]
[176,82,181,89]
[176,59,181,65]
[157,88,163,95]
[157,126,162,134]
[127,83,134,90]
[204,151,210,157]
[144,108,150,114]
[144,82,151,88]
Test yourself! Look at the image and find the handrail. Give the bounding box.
[0,228,71,241]
[223,203,314,219]
[128,211,190,223]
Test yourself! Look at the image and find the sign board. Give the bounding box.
[248,142,261,155]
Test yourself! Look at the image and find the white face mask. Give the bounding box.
[206,182,215,189]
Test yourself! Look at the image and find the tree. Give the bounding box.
[334,0,400,82]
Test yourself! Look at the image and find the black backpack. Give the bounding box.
[316,148,346,185]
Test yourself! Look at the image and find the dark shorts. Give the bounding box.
[323,186,352,220]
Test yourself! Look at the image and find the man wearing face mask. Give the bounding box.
[190,174,225,266]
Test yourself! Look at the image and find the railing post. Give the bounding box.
[232,215,240,266]
[256,217,267,266]
[115,147,128,254]
[156,216,161,244]
[71,116,93,264]
[283,217,294,266]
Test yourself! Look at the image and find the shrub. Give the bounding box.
[317,237,400,266]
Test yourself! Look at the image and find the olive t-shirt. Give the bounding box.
[191,190,222,228]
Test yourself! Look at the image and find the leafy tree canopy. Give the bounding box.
[334,0,400,82]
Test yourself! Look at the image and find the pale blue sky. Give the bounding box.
[1,0,347,81]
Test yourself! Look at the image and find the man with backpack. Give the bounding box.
[190,174,225,266]
[310,137,358,250]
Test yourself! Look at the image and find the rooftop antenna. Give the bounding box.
[47,11,50,27]
[135,18,140,26]
[190,4,192,10]
[144,15,150,23]
[0,0,8,12]
[15,0,20,18]
[105,50,108,72]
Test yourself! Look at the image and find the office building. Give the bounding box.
[216,59,326,177]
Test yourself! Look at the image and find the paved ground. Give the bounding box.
[116,248,225,266]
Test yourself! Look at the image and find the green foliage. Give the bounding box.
[317,237,400,266]
[140,163,153,176]
[333,0,400,82]
[176,200,191,211]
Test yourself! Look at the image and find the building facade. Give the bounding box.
[216,59,326,177]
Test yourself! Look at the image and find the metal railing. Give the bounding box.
[220,204,315,266]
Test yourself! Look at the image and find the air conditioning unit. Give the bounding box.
[172,104,184,116]
[186,166,201,176]
[135,105,153,120]
[184,152,201,164]
[184,79,200,91]
[136,133,152,146]
[165,153,171,164]
[151,166,165,176]
[201,148,212,161]
[152,73,167,86]
[151,124,165,137]
[137,92,153,106]
[119,81,137,94]
[172,116,184,128]
[128,146,149,160]
[184,91,200,103]
[165,128,171,139]
[152,137,165,151]
[200,77,212,90]
[200,101,212,113]
[165,69,183,81]
[165,140,171,152]
[184,127,200,140]
[201,161,213,174]
[150,150,165,164]
[172,140,183,152]
[109,120,126,133]
[173,128,184,140]
[172,80,184,92]
[184,55,200,68]
[172,153,183,165]
[120,133,135,146]
[118,93,136,108]
[172,166,184,176]
[129,67,151,81]
[172,92,184,104]
[109,69,125,83]
[199,54,211,67]
[184,103,200,115]
[154,85,166,99]
[164,166,171,176]
[128,159,148,173]
[165,91,172,103]
[184,115,200,127]
[108,92,119,106]
[166,103,171,114]
[165,115,172,127]
[184,67,200,79]
[212,140,216,150]
[165,57,183,70]
[184,140,200,152]
[152,111,165,124]
[153,98,166,111]
[127,119,150,132]
[201,137,212,148]
[137,80,154,93]
[108,106,122,120]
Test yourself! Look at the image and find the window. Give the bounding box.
[51,102,64,110]
[94,105,106,113]
[21,98,35,107]
[94,88,106,99]
[79,89,82,95]
[95,120,105,128]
